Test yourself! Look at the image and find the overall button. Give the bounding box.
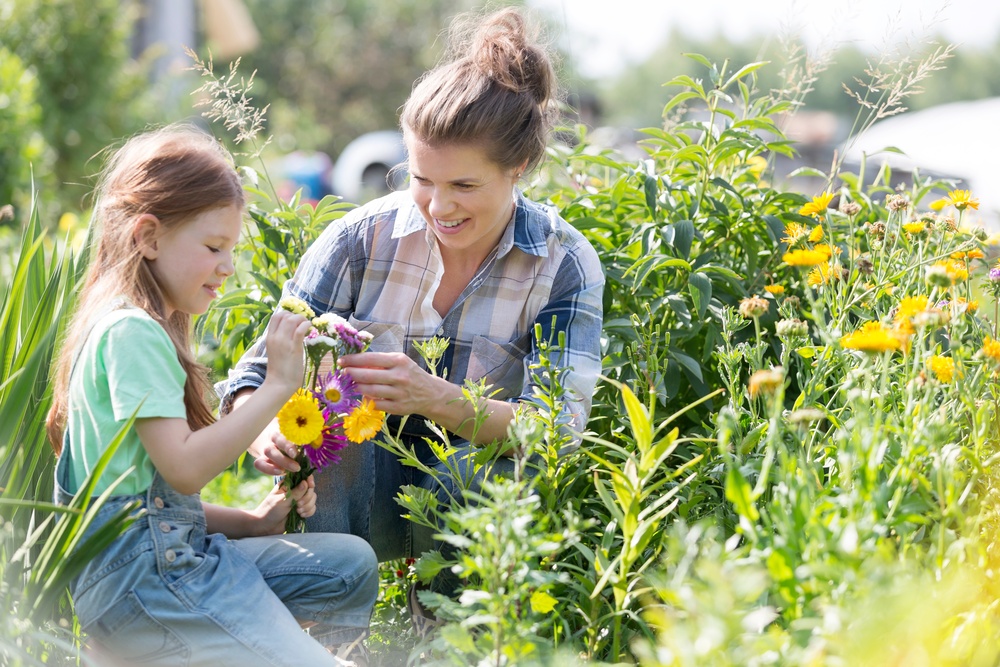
[159,521,171,533]
[153,497,165,509]
[164,550,176,563]
[436,327,444,336]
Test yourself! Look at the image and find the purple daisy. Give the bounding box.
[317,370,360,415]
[304,425,349,468]
[990,267,1000,283]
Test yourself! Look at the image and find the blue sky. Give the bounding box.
[529,0,1000,79]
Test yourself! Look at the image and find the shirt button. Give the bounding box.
[164,550,176,563]
[153,497,165,509]
[159,521,171,533]
[436,327,444,336]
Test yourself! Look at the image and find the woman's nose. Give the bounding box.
[426,188,452,218]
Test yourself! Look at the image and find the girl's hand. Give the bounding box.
[251,477,317,536]
[339,351,443,416]
[261,309,312,395]
[254,428,304,476]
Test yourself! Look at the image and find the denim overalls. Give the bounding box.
[55,441,378,666]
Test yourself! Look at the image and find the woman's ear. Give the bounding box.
[133,214,161,259]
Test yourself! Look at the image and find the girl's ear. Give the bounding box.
[133,214,161,259]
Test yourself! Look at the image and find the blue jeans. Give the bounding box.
[305,417,527,571]
[56,458,377,666]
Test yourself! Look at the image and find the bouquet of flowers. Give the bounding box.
[274,296,386,532]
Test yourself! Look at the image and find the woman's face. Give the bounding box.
[406,138,521,264]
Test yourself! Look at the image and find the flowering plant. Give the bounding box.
[274,296,386,532]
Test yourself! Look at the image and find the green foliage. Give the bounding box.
[0,199,134,664]
[0,47,48,217]
[1,0,156,212]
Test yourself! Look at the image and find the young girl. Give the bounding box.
[46,125,377,666]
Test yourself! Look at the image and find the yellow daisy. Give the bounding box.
[929,198,949,212]
[764,284,785,296]
[927,355,958,383]
[807,263,835,287]
[982,338,1000,365]
[947,189,979,211]
[783,248,829,267]
[808,225,825,243]
[782,222,809,245]
[799,192,834,217]
[895,295,930,322]
[277,389,326,446]
[343,398,386,443]
[902,222,926,235]
[840,322,904,354]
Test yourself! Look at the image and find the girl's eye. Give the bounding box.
[207,246,221,253]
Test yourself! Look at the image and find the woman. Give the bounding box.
[222,6,603,575]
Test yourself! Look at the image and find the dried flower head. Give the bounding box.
[839,199,861,216]
[748,366,785,399]
[887,194,910,212]
[739,295,770,319]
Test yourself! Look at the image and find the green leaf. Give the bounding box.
[688,272,712,320]
[671,220,695,259]
[725,466,759,522]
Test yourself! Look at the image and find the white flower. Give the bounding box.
[312,312,349,333]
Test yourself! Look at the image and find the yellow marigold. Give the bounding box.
[783,248,828,267]
[799,192,834,217]
[808,225,825,243]
[966,248,985,260]
[929,198,949,212]
[277,389,326,446]
[764,284,785,296]
[927,355,958,383]
[902,222,926,235]
[949,260,969,282]
[807,263,833,287]
[895,295,930,322]
[840,322,903,354]
[947,189,979,211]
[983,338,1000,365]
[782,222,809,245]
[343,397,386,443]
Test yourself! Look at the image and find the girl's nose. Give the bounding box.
[218,252,235,277]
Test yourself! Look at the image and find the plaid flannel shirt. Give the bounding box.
[219,189,604,434]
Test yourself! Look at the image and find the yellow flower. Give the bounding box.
[807,263,834,287]
[764,284,785,296]
[927,355,958,383]
[982,338,1000,365]
[783,248,828,267]
[278,296,316,319]
[782,222,809,245]
[58,212,79,232]
[808,225,824,243]
[799,192,834,217]
[966,248,985,260]
[929,198,949,212]
[902,222,926,235]
[840,322,903,354]
[812,243,839,259]
[343,397,386,443]
[746,155,767,179]
[277,389,326,446]
[895,295,930,322]
[947,189,979,211]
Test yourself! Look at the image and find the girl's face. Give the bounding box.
[406,138,522,265]
[142,204,241,317]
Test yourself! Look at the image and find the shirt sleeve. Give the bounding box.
[520,231,605,435]
[101,314,188,421]
[216,213,360,413]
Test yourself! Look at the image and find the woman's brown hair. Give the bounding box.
[399,7,557,173]
[46,124,244,452]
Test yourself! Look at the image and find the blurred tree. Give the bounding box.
[0,47,49,218]
[231,0,494,156]
[2,0,158,212]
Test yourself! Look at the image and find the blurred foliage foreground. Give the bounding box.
[5,52,1000,667]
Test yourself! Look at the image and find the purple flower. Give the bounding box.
[989,267,1000,283]
[304,425,349,468]
[333,321,368,354]
[317,370,359,415]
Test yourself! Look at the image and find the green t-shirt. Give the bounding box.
[66,306,187,495]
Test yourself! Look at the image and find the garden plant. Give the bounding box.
[4,38,1000,667]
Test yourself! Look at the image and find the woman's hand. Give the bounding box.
[251,477,317,536]
[339,351,446,417]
